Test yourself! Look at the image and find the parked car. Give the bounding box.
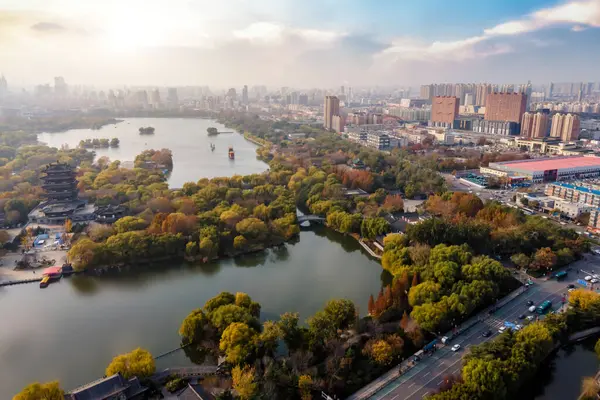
[499,326,507,333]
[526,315,535,321]
[518,314,526,319]
[585,276,592,281]
[567,284,575,289]
[526,300,534,306]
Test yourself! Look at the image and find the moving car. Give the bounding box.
[451,344,461,352]
[529,305,537,313]
[518,314,526,319]
[526,300,534,306]
[498,326,507,333]
[592,279,598,284]
[515,324,523,331]
[482,330,492,337]
[526,315,535,321]
[567,284,575,289]
[585,276,592,281]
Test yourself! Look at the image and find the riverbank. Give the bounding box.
[2,116,122,134]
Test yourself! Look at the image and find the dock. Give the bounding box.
[0,277,42,287]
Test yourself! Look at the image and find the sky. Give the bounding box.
[1,0,600,87]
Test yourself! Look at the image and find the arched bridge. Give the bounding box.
[297,215,325,224]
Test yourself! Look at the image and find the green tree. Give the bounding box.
[259,321,283,355]
[408,281,442,307]
[510,253,530,269]
[236,217,268,240]
[277,312,304,352]
[105,348,155,379]
[219,322,257,364]
[114,216,149,233]
[204,292,236,313]
[462,358,507,400]
[68,238,99,270]
[13,381,64,400]
[209,304,257,333]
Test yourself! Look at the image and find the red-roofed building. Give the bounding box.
[482,155,600,183]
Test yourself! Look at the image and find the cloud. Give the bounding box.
[31,22,65,32]
[381,0,600,62]
[233,22,343,45]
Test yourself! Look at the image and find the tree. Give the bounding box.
[236,217,268,241]
[360,217,390,239]
[277,312,304,352]
[114,216,148,233]
[259,321,283,355]
[400,311,410,330]
[366,339,394,365]
[179,309,207,344]
[204,292,236,313]
[530,247,557,271]
[595,338,600,359]
[105,348,155,379]
[68,238,99,270]
[368,294,375,315]
[64,218,72,233]
[232,365,258,400]
[580,377,600,400]
[510,253,530,269]
[13,381,64,400]
[220,322,257,364]
[408,281,442,307]
[298,375,314,400]
[462,358,507,399]
[209,304,257,333]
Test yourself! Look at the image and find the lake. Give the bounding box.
[37,118,268,188]
[0,227,388,398]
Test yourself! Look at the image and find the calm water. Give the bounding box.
[527,336,600,400]
[37,118,268,188]
[0,227,387,397]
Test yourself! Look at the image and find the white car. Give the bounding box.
[451,344,461,352]
[585,276,592,281]
[498,326,507,333]
[515,324,523,331]
[592,279,598,284]
[526,316,535,321]
[568,288,575,293]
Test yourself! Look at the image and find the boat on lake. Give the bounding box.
[210,143,215,152]
[39,276,50,288]
[139,127,155,135]
[228,146,235,160]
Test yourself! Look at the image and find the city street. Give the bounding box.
[364,254,600,400]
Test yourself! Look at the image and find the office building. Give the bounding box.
[545,182,600,207]
[366,131,391,150]
[430,96,459,127]
[484,92,527,124]
[521,112,534,138]
[167,88,179,107]
[323,96,340,131]
[54,77,68,97]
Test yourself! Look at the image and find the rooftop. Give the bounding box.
[550,182,600,197]
[495,156,600,172]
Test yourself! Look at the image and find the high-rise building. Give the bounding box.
[484,93,527,124]
[420,85,433,102]
[521,112,534,138]
[226,88,237,99]
[323,96,340,131]
[431,96,459,126]
[531,112,550,138]
[298,93,308,106]
[475,83,491,107]
[54,76,68,97]
[547,82,554,99]
[550,113,564,138]
[0,74,7,96]
[167,88,179,106]
[242,85,248,104]
[151,89,161,108]
[561,113,580,142]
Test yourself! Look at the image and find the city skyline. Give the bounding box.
[1,0,600,86]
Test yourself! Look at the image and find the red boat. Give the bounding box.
[228,146,235,159]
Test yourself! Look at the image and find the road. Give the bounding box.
[361,254,600,400]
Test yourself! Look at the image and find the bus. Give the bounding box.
[554,271,568,280]
[522,208,535,215]
[537,300,552,314]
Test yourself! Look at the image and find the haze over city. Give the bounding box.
[2,0,600,86]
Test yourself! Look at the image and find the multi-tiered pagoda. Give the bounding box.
[41,162,78,202]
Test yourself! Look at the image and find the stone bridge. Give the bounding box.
[297,215,326,224]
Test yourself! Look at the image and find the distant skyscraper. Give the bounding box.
[475,83,491,107]
[151,89,161,108]
[226,88,237,99]
[340,86,345,95]
[242,85,248,104]
[323,96,340,131]
[420,85,433,102]
[547,82,554,98]
[299,94,308,105]
[167,88,179,107]
[54,76,68,97]
[484,93,527,124]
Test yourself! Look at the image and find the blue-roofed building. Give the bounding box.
[545,182,600,207]
[66,373,148,400]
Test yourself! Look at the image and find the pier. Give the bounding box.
[0,278,42,287]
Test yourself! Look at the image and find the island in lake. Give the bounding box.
[78,138,120,149]
[139,126,155,135]
[207,127,219,136]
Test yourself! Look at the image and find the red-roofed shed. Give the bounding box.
[43,266,62,277]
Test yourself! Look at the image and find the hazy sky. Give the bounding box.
[1,0,600,87]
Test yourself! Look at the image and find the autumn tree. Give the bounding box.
[232,365,258,400]
[530,247,557,271]
[64,218,72,233]
[179,309,207,344]
[220,322,257,364]
[105,348,155,379]
[298,375,314,400]
[13,381,64,400]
